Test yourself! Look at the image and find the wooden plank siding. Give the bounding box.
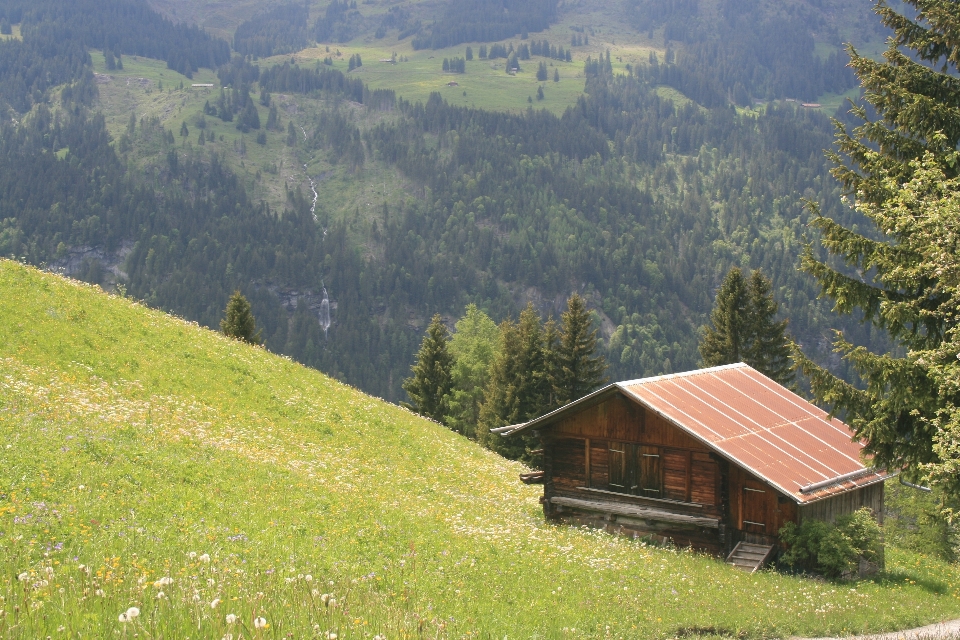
[799,483,884,525]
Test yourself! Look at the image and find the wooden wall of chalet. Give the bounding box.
[799,483,885,525]
[541,393,729,553]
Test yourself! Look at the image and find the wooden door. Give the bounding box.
[608,443,630,492]
[637,446,662,497]
[741,482,769,534]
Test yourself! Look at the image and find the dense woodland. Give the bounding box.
[410,0,557,49]
[233,3,311,58]
[627,0,861,104]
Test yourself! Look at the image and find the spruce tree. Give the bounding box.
[220,290,262,344]
[795,0,960,483]
[700,267,750,366]
[552,294,607,407]
[479,304,550,462]
[743,270,793,387]
[402,314,453,423]
[700,267,792,386]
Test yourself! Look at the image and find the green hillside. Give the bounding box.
[1,259,959,637]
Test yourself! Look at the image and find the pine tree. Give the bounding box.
[220,290,262,344]
[552,294,607,407]
[743,270,793,387]
[402,314,453,423]
[795,0,960,483]
[700,267,749,366]
[700,267,792,386]
[479,304,550,462]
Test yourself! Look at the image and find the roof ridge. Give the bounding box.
[617,362,748,388]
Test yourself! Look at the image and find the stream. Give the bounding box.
[298,125,319,221]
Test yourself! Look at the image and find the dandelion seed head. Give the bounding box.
[304,574,313,582]
[156,591,165,599]
[226,613,237,625]
[17,572,28,582]
[211,598,221,609]
[126,607,140,618]
[254,616,267,629]
[199,554,211,563]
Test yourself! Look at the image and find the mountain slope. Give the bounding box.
[1,259,959,636]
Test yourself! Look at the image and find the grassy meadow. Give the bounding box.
[1,260,959,637]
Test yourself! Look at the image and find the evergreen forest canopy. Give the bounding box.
[0,0,889,410]
[410,0,558,50]
[233,3,311,58]
[627,0,862,103]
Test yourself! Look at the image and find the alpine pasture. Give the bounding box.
[1,260,958,637]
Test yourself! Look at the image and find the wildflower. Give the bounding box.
[44,567,54,578]
[127,607,140,619]
[254,616,267,629]
[304,574,313,582]
[312,588,320,597]
[199,554,211,563]
[17,572,28,582]
[156,591,165,600]
[328,597,337,608]
[321,593,330,604]
[211,598,221,609]
[326,632,338,640]
[226,613,237,625]
[188,552,197,559]
[119,612,130,623]
[193,593,202,602]
[155,576,173,587]
[95,589,105,597]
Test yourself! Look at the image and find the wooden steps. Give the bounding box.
[726,542,774,573]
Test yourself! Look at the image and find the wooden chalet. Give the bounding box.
[496,364,887,562]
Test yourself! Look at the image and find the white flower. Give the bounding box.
[225,613,237,625]
[95,589,105,597]
[320,593,330,604]
[210,598,220,609]
[326,632,338,640]
[126,607,140,619]
[254,616,267,629]
[199,554,211,563]
[328,597,337,608]
[192,593,201,602]
[17,572,28,582]
[188,552,197,559]
[119,612,130,623]
[78,485,84,490]
[304,574,313,582]
[155,576,173,587]
[44,567,54,578]
[311,588,320,597]
[156,591,165,600]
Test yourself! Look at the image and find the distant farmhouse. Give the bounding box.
[495,364,887,571]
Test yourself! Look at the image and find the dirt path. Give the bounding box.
[792,619,960,640]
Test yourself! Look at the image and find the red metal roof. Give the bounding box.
[504,363,887,504]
